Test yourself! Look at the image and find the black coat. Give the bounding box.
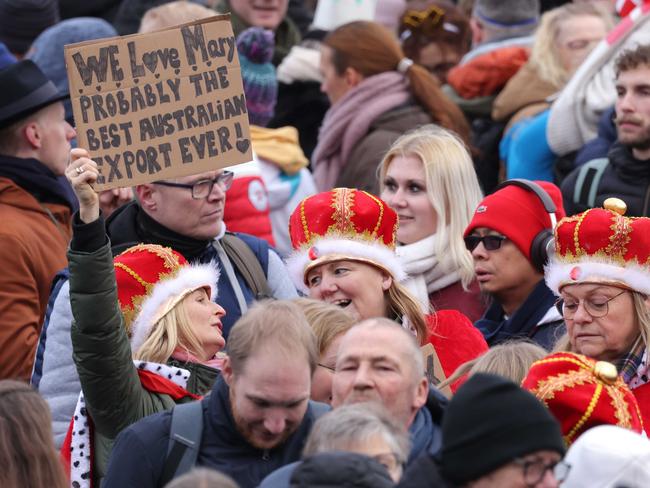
[561,142,650,217]
[397,453,455,488]
[102,376,328,488]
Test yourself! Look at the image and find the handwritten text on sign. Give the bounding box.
[65,15,252,191]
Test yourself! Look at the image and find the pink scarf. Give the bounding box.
[172,348,225,370]
[312,71,411,191]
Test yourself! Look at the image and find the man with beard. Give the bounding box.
[330,318,447,465]
[562,44,650,217]
[101,300,328,488]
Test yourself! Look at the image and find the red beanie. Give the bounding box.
[463,181,566,262]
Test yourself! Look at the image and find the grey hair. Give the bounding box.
[303,403,411,465]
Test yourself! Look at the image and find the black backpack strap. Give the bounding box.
[221,233,272,299]
[572,158,609,209]
[159,400,204,485]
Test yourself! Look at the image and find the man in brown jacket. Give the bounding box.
[0,60,76,380]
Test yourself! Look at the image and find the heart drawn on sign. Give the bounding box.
[236,138,250,154]
[142,51,158,74]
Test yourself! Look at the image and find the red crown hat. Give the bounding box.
[545,198,650,295]
[287,188,405,292]
[522,352,644,445]
[113,244,220,352]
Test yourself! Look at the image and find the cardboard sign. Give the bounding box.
[421,343,452,397]
[64,14,252,191]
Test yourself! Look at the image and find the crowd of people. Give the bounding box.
[2,0,650,487]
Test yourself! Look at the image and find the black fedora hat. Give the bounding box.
[0,59,67,128]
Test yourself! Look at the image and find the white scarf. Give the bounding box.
[396,234,461,311]
[68,361,191,488]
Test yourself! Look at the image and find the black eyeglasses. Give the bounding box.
[513,457,563,486]
[153,171,234,199]
[464,235,507,252]
[555,290,628,319]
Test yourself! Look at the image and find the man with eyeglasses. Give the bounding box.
[398,373,566,488]
[463,181,566,350]
[34,165,298,448]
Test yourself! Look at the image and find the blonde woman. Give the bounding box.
[287,187,488,392]
[494,2,614,180]
[379,125,485,321]
[62,149,226,487]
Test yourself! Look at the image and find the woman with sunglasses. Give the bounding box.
[463,180,567,350]
[379,125,486,322]
[287,188,488,393]
[547,198,650,425]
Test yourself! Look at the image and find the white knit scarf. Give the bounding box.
[68,361,191,488]
[396,234,461,311]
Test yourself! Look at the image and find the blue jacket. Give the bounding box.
[574,107,616,168]
[501,110,556,182]
[103,376,327,488]
[475,280,565,351]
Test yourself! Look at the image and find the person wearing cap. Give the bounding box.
[0,0,59,58]
[546,197,650,426]
[464,180,567,350]
[288,188,488,388]
[61,153,227,486]
[0,60,76,381]
[398,373,566,488]
[558,425,650,488]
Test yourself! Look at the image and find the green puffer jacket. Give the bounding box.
[68,241,219,484]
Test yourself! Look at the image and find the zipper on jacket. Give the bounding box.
[644,183,650,216]
[262,449,270,461]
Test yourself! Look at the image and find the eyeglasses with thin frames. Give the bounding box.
[464,234,507,252]
[153,170,234,199]
[512,457,564,487]
[555,289,628,319]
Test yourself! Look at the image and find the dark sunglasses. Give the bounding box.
[464,235,507,252]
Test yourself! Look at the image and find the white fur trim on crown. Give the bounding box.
[130,261,220,353]
[286,237,406,293]
[545,256,650,296]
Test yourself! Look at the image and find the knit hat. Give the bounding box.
[27,17,118,124]
[287,188,405,293]
[237,27,277,127]
[522,352,644,445]
[560,425,650,488]
[0,0,59,56]
[440,373,565,484]
[464,180,566,263]
[113,244,220,352]
[0,42,16,70]
[545,198,650,295]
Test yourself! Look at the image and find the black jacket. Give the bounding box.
[562,142,650,216]
[102,376,327,488]
[397,453,455,488]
